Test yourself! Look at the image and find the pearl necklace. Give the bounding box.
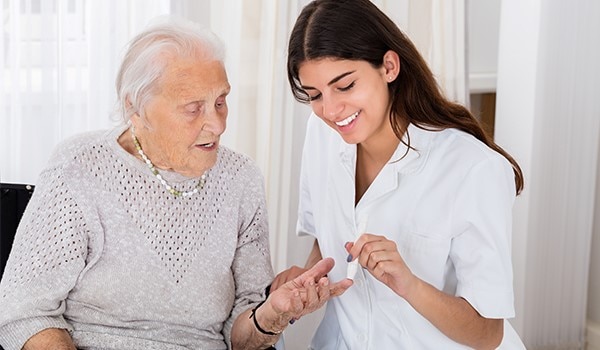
[130,127,206,197]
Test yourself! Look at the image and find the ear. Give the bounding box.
[125,96,145,128]
[382,50,400,83]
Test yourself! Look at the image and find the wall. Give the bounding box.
[496,0,600,348]
[467,0,501,94]
[589,141,600,348]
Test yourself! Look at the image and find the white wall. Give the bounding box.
[589,137,600,347]
[496,1,600,349]
[467,0,501,94]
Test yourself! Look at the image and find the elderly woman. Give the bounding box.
[0,18,351,350]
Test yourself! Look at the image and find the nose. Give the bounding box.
[201,107,227,136]
[321,93,343,121]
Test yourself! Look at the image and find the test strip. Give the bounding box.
[346,215,368,280]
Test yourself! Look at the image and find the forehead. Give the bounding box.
[158,56,229,100]
[298,58,371,83]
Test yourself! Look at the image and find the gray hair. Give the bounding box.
[115,17,225,124]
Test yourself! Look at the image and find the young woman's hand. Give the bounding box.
[346,234,418,298]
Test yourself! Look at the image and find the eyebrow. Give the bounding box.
[300,70,355,90]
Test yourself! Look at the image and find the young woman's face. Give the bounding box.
[298,54,398,145]
[132,57,230,177]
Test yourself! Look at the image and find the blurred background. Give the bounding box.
[1,1,599,349]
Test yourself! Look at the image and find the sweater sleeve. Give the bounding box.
[0,156,89,350]
[222,162,274,348]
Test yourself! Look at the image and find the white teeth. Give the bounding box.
[201,143,214,148]
[335,111,359,126]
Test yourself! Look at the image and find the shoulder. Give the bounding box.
[417,127,514,193]
[46,129,115,168]
[433,128,509,169]
[216,146,264,183]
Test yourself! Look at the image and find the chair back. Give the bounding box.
[0,183,35,280]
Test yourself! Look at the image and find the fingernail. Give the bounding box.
[346,254,352,262]
[289,319,296,324]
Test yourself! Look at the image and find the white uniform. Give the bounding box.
[297,114,526,349]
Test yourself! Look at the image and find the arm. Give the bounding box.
[22,329,76,350]
[406,277,503,349]
[0,162,88,349]
[305,239,323,269]
[347,236,502,349]
[230,258,351,350]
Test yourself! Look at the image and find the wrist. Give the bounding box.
[397,273,422,301]
[250,300,286,336]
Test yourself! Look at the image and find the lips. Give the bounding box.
[335,111,359,127]
[196,141,217,150]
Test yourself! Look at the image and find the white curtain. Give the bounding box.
[203,0,307,273]
[0,0,171,185]
[373,0,468,105]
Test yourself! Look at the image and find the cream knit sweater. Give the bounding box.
[0,126,274,350]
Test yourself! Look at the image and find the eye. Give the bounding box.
[215,96,227,109]
[308,92,322,101]
[339,81,355,92]
[184,102,202,114]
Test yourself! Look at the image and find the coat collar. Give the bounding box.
[338,123,434,175]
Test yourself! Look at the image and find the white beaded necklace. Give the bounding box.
[130,126,206,197]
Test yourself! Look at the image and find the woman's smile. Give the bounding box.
[335,111,360,127]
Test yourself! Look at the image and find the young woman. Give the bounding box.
[272,0,526,348]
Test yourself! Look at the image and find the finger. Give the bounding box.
[316,277,331,302]
[345,241,354,253]
[328,278,353,297]
[271,275,286,291]
[357,238,396,267]
[303,279,319,308]
[366,249,387,270]
[348,234,386,262]
[293,257,334,285]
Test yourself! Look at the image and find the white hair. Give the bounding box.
[115,16,226,124]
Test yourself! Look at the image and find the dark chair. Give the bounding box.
[0,183,35,281]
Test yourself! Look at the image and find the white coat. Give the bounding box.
[297,114,526,349]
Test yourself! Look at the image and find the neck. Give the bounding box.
[358,122,401,165]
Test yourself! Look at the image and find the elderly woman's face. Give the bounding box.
[133,56,230,177]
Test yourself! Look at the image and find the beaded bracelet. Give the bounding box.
[249,300,282,336]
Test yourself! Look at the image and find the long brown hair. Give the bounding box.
[287,0,523,195]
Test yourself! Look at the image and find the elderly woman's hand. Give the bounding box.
[259,258,352,330]
[270,265,307,291]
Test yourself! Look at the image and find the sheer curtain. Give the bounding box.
[182,0,307,273]
[373,0,468,105]
[0,0,171,185]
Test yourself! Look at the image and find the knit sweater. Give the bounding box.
[0,125,274,350]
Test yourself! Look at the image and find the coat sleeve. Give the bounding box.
[449,155,517,318]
